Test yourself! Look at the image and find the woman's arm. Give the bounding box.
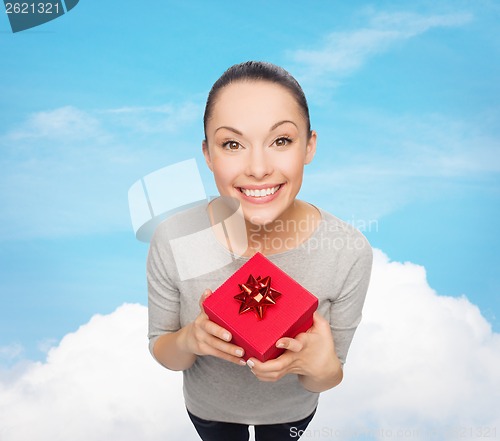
[148,228,246,371]
[152,326,197,371]
[152,290,247,371]
[247,242,372,391]
[247,312,343,393]
[295,312,343,392]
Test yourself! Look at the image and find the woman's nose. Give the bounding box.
[245,146,273,179]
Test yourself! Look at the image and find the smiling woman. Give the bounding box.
[147,61,373,441]
[203,80,317,236]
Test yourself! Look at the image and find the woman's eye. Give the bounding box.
[223,141,242,151]
[274,137,291,147]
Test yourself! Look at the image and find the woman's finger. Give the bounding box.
[275,337,303,353]
[198,289,212,310]
[203,334,244,358]
[207,347,246,366]
[202,317,233,342]
[247,358,288,382]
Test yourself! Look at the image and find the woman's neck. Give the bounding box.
[207,198,321,257]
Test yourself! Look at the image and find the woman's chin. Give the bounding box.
[243,211,280,228]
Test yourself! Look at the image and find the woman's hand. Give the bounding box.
[246,312,343,392]
[180,289,247,366]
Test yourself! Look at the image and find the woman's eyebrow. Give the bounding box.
[215,126,243,135]
[214,120,297,136]
[270,120,298,131]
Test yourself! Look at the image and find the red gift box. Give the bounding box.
[203,252,318,362]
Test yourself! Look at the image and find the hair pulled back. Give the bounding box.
[203,61,311,139]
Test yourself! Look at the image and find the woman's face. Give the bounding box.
[203,81,316,225]
[203,80,316,226]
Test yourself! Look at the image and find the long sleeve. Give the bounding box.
[328,234,373,365]
[147,225,181,359]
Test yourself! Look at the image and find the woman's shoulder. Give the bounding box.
[314,206,373,259]
[151,201,210,245]
[317,208,363,233]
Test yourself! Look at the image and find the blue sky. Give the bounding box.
[0,1,499,438]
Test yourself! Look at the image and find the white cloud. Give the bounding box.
[103,102,203,134]
[311,250,500,439]
[0,251,498,440]
[289,11,473,87]
[6,106,105,141]
[37,338,59,354]
[301,111,500,220]
[0,102,203,240]
[4,102,202,143]
[287,9,492,220]
[363,111,500,177]
[0,343,24,361]
[0,304,194,441]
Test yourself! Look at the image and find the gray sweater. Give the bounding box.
[147,202,372,424]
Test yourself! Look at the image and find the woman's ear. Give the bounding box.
[305,130,317,165]
[202,140,213,172]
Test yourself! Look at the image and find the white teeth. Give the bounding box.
[240,185,281,198]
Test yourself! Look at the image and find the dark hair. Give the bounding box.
[203,61,311,139]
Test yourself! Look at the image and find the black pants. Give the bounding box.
[187,407,316,441]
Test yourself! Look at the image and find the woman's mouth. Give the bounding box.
[237,184,284,203]
[239,184,281,197]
